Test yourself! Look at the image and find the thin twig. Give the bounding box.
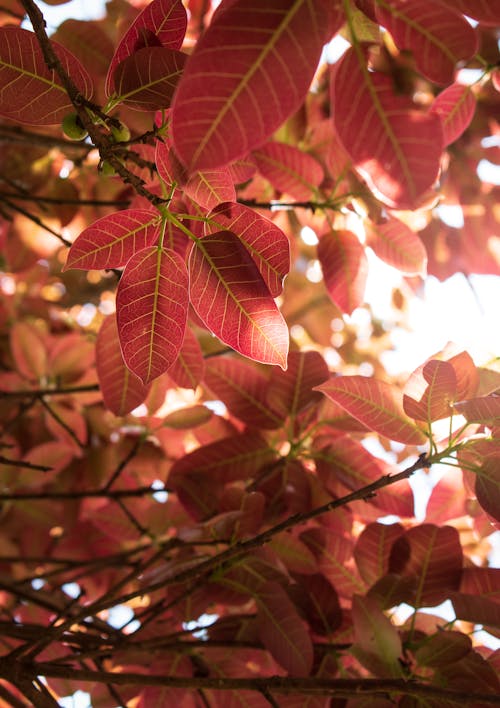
[20,0,170,209]
[8,663,500,704]
[237,198,347,212]
[1,197,71,247]
[0,456,51,472]
[0,191,131,208]
[38,397,86,448]
[0,124,93,151]
[103,436,143,491]
[0,485,161,502]
[0,384,99,399]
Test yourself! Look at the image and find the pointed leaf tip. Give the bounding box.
[316,375,427,445]
[332,47,443,208]
[189,231,289,370]
[171,0,340,172]
[0,27,93,125]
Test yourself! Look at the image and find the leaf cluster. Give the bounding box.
[0,0,499,705]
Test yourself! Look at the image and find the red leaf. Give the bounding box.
[227,156,257,184]
[269,533,318,575]
[205,202,290,297]
[0,27,93,125]
[436,651,500,696]
[266,350,329,420]
[354,522,405,586]
[252,141,324,200]
[44,401,87,453]
[155,141,184,187]
[113,47,187,111]
[184,167,236,210]
[105,0,187,95]
[256,581,313,676]
[314,436,414,517]
[389,524,463,606]
[163,405,211,430]
[474,457,500,523]
[430,83,477,147]
[332,47,443,208]
[460,567,500,604]
[301,528,366,598]
[365,217,427,276]
[189,231,289,369]
[49,333,94,383]
[451,593,500,629]
[96,315,151,416]
[116,246,189,384]
[317,230,368,315]
[435,0,500,27]
[449,350,481,399]
[352,594,403,678]
[168,433,275,519]
[10,321,47,380]
[65,210,161,270]
[375,0,477,86]
[204,358,283,429]
[139,656,193,708]
[289,574,342,636]
[425,469,466,523]
[316,376,427,445]
[166,326,204,390]
[454,396,500,426]
[171,0,341,171]
[52,20,114,78]
[414,630,472,667]
[477,365,500,397]
[403,359,458,422]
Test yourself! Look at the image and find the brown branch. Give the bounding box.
[1,197,71,247]
[0,191,131,208]
[0,124,93,151]
[20,0,169,209]
[237,198,347,212]
[131,454,430,600]
[22,454,429,639]
[103,436,143,491]
[259,687,280,708]
[0,681,30,708]
[0,384,99,399]
[0,455,51,473]
[0,485,162,502]
[38,397,85,448]
[7,662,500,704]
[116,497,151,538]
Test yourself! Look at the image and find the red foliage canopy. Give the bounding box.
[0,0,499,705]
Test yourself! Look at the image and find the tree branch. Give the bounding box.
[237,198,348,212]
[0,485,161,502]
[0,191,131,208]
[0,384,99,399]
[6,661,500,704]
[133,454,430,599]
[0,124,93,151]
[1,197,71,247]
[20,0,170,210]
[0,456,51,472]
[28,453,428,634]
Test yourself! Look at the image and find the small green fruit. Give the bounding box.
[100,160,117,176]
[110,121,131,143]
[62,113,88,141]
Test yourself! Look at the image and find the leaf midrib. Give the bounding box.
[189,0,304,169]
